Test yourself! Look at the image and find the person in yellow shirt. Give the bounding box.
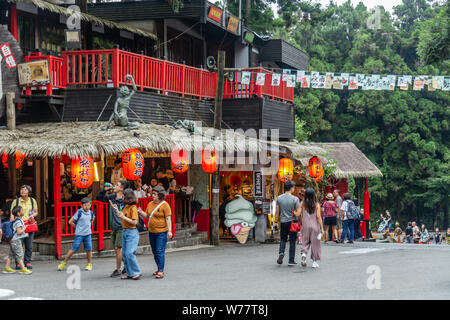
[138,186,172,279]
[10,185,38,269]
[111,188,141,280]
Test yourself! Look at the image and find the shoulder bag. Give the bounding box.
[290,198,301,233]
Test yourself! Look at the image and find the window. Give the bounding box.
[39,21,64,56]
[18,14,36,54]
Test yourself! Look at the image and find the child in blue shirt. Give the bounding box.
[58,198,95,271]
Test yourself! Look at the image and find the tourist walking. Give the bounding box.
[299,188,324,268]
[412,221,420,243]
[138,186,172,279]
[385,211,392,232]
[98,180,128,277]
[333,189,343,241]
[58,197,95,271]
[322,193,338,243]
[2,206,32,275]
[10,185,38,270]
[353,198,362,240]
[112,189,141,280]
[433,228,442,245]
[339,193,355,244]
[275,180,300,266]
[420,224,430,244]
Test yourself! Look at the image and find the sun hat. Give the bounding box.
[326,193,333,200]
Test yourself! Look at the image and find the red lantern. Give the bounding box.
[122,148,144,180]
[2,150,26,169]
[278,158,293,182]
[202,149,218,174]
[171,149,189,173]
[71,156,94,189]
[308,156,324,181]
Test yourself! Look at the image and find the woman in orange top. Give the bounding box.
[138,186,172,279]
[112,189,141,280]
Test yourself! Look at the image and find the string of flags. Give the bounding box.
[239,69,450,91]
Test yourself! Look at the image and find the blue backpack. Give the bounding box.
[74,210,95,223]
[2,218,21,242]
[346,200,360,220]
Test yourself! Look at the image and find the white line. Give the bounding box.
[8,297,44,300]
[339,248,385,254]
[0,289,15,298]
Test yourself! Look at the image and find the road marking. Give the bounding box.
[8,297,44,300]
[339,248,385,254]
[0,289,15,298]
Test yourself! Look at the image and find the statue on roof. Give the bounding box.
[101,74,139,131]
[171,119,200,135]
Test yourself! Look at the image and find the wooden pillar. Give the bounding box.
[33,159,42,220]
[54,157,62,259]
[6,92,16,195]
[363,177,370,239]
[10,5,18,40]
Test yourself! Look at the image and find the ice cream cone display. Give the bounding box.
[224,195,257,244]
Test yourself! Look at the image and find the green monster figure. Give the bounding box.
[102,74,140,131]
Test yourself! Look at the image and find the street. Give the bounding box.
[1,241,449,300]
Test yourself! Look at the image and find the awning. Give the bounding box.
[280,141,383,179]
[0,122,266,159]
[8,0,158,40]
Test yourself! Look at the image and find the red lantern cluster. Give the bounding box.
[122,148,144,180]
[2,150,26,169]
[71,156,94,189]
[171,149,189,173]
[278,158,293,182]
[309,156,324,182]
[202,149,218,174]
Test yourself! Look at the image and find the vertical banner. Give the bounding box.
[325,72,333,89]
[356,74,365,87]
[341,73,349,87]
[271,73,281,86]
[332,74,342,89]
[301,75,310,88]
[311,71,320,88]
[443,77,450,91]
[349,75,358,90]
[253,171,264,199]
[255,73,265,86]
[282,69,290,81]
[296,70,305,82]
[241,71,251,85]
[286,74,296,88]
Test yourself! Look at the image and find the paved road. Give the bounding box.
[1,241,449,300]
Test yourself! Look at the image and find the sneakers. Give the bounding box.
[110,269,121,277]
[19,268,32,275]
[288,261,297,266]
[57,261,67,271]
[277,254,284,265]
[300,254,307,267]
[85,263,92,271]
[15,264,21,270]
[2,267,16,274]
[25,263,32,270]
[347,240,354,244]
[312,261,320,268]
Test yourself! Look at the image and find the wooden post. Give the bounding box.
[6,92,16,195]
[10,5,18,40]
[54,157,62,259]
[210,51,225,246]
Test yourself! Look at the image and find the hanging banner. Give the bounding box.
[241,71,251,85]
[301,75,310,88]
[356,74,365,87]
[282,69,290,81]
[271,74,281,86]
[349,76,358,90]
[296,70,305,82]
[325,72,333,89]
[332,75,343,90]
[286,74,296,88]
[413,76,427,91]
[341,73,349,87]
[255,73,265,86]
[429,76,444,91]
[310,71,320,88]
[0,43,17,69]
[443,77,450,91]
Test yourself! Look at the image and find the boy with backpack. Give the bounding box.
[2,206,32,275]
[58,198,95,271]
[339,193,358,244]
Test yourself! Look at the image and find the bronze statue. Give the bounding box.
[102,74,140,131]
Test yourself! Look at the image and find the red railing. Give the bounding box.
[24,52,65,95]
[23,50,293,102]
[57,194,175,254]
[223,68,294,103]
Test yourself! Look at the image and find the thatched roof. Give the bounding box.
[282,141,383,179]
[0,122,265,158]
[8,0,157,40]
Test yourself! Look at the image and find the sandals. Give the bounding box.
[121,274,142,280]
[155,272,164,279]
[121,275,131,280]
[153,271,158,276]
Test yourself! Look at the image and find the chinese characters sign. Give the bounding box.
[0,43,17,69]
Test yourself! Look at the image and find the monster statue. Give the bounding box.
[102,74,139,131]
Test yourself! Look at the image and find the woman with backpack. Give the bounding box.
[322,193,338,243]
[10,185,38,270]
[298,188,324,268]
[138,186,172,279]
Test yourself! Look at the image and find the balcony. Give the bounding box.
[23,50,294,103]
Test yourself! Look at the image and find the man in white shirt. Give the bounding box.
[339,193,354,244]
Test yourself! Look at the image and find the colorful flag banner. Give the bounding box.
[282,69,290,81]
[413,76,427,91]
[443,77,450,91]
[301,75,310,88]
[241,71,251,85]
[325,73,334,89]
[429,76,444,91]
[356,74,365,86]
[286,74,296,88]
[332,75,343,90]
[296,70,305,82]
[349,76,358,90]
[311,71,320,88]
[255,73,265,86]
[272,74,281,86]
[341,73,349,87]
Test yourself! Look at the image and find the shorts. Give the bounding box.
[72,234,92,251]
[337,218,343,230]
[9,240,24,261]
[111,229,122,248]
[324,216,337,226]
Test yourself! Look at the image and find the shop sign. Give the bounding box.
[0,43,17,69]
[227,16,239,34]
[17,60,50,86]
[253,170,264,199]
[208,5,223,23]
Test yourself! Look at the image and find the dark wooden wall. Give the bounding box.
[259,39,309,71]
[222,97,294,139]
